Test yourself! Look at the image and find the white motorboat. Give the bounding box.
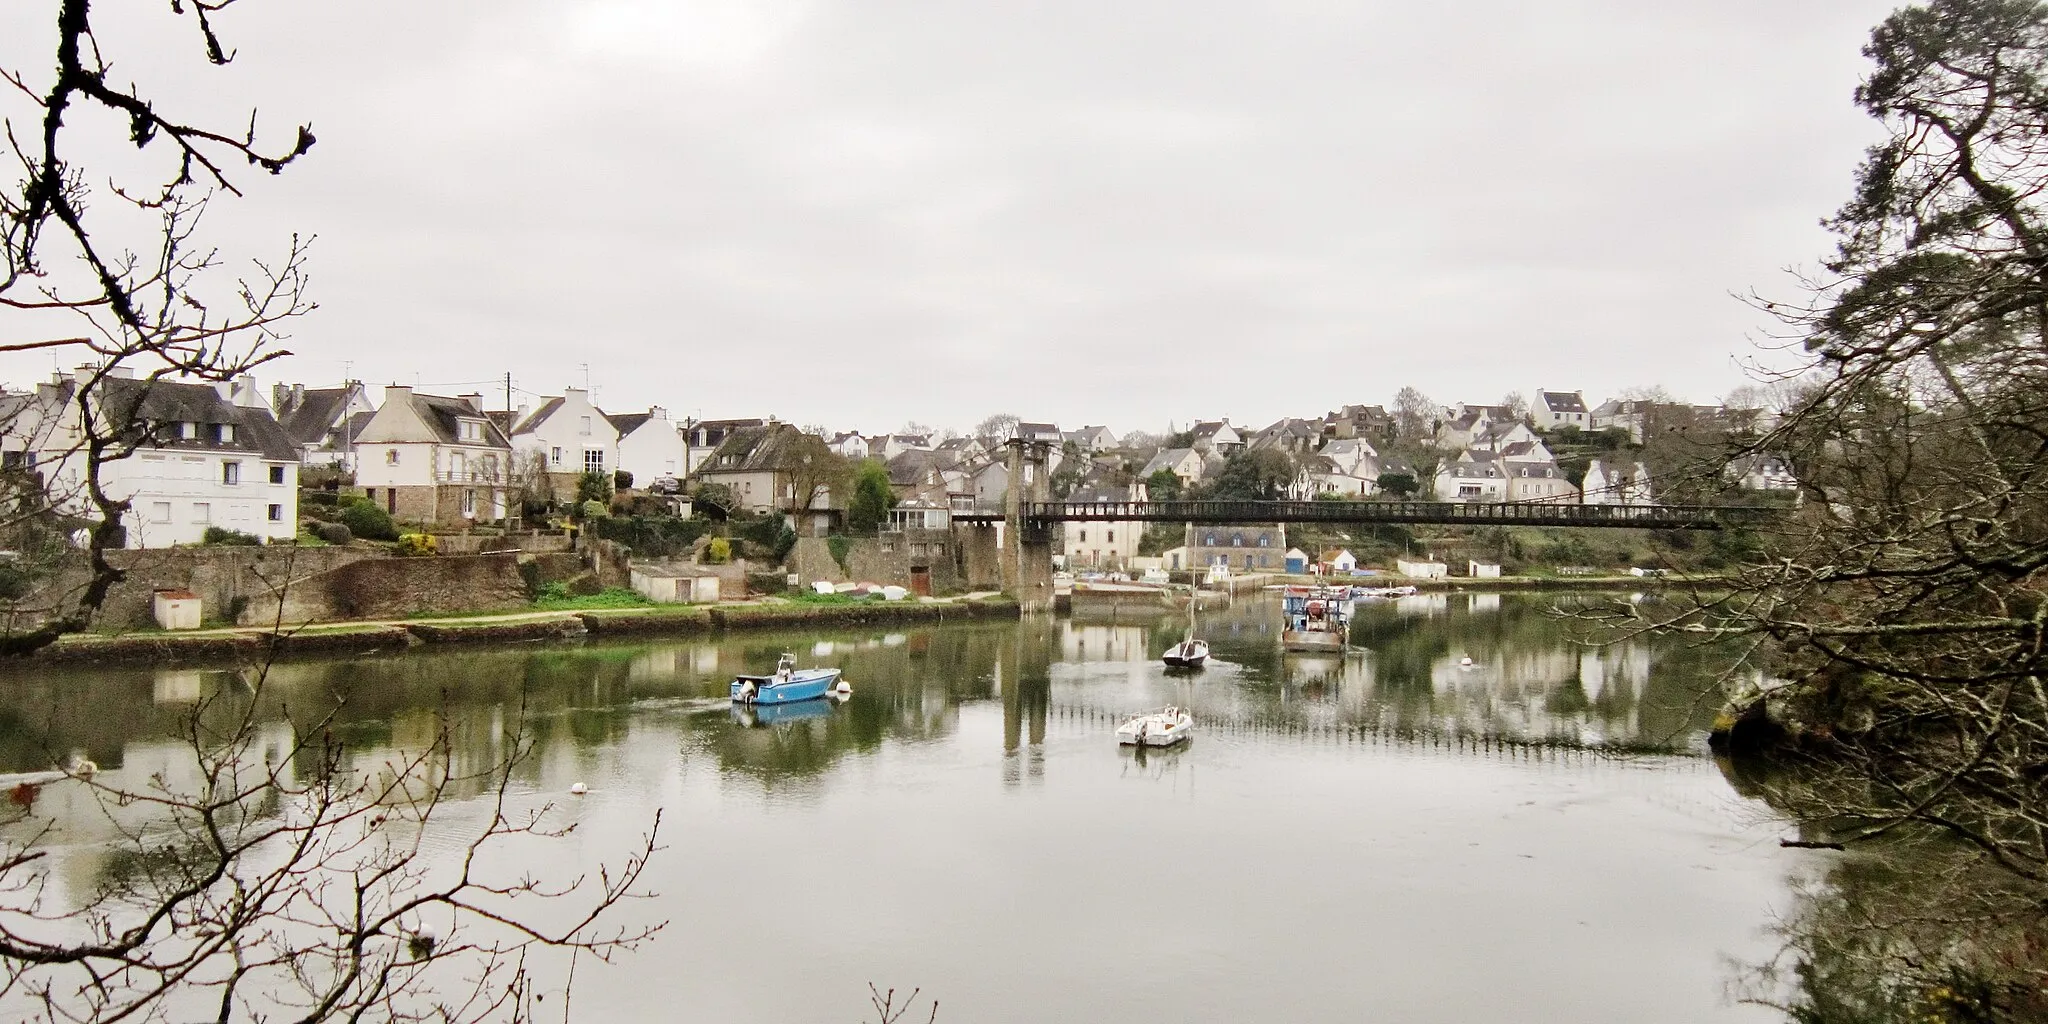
[1116,706,1194,746]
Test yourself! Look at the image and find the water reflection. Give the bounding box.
[0,594,1742,786]
[0,594,1818,1024]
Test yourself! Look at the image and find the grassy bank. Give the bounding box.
[22,595,1023,667]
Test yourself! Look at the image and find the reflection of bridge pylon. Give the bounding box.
[1001,616,1054,784]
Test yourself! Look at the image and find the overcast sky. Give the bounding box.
[3,0,1901,436]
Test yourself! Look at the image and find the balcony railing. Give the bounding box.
[435,470,504,484]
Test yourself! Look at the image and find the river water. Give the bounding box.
[0,593,1818,1022]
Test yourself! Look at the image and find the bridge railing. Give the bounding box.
[952,499,1777,530]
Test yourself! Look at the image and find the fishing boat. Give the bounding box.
[1116,706,1194,746]
[731,653,844,705]
[1162,587,1209,668]
[1353,585,1419,600]
[1281,585,1350,653]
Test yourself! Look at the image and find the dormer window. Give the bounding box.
[459,420,483,442]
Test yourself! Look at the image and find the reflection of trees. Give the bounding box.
[1733,836,2048,1023]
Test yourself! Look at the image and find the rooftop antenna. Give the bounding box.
[580,363,591,392]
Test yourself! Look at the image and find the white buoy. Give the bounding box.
[834,680,852,697]
[569,782,588,796]
[1459,656,1474,668]
[68,757,98,777]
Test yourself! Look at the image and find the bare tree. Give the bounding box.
[1389,387,1436,444]
[0,0,316,654]
[971,413,1019,451]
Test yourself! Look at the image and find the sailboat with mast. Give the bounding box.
[1162,587,1209,669]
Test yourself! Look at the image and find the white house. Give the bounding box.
[1139,447,1206,488]
[1727,453,1798,491]
[1061,483,1143,570]
[629,564,721,604]
[1063,425,1118,451]
[607,407,687,486]
[1583,459,1654,505]
[1467,560,1503,578]
[1396,557,1448,579]
[1531,390,1590,430]
[1492,441,1578,504]
[828,431,870,459]
[507,388,618,500]
[1434,450,1508,502]
[354,386,512,526]
[1189,420,1244,454]
[19,368,302,547]
[1320,548,1358,574]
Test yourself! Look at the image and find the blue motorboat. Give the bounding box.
[731,653,844,706]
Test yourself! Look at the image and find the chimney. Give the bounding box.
[273,383,292,412]
[382,384,413,407]
[649,405,666,421]
[72,364,95,386]
[460,393,484,413]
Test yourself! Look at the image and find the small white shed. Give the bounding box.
[1467,560,1502,578]
[630,565,722,604]
[1395,557,1448,580]
[152,588,202,630]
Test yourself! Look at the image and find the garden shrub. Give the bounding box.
[337,501,399,541]
[201,527,262,546]
[394,533,438,557]
[705,537,732,564]
[314,522,353,545]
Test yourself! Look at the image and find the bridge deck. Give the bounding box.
[952,499,1772,530]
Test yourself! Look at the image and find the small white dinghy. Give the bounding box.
[1116,706,1194,747]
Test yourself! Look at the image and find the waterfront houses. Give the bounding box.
[506,388,618,501]
[608,406,688,485]
[354,386,512,526]
[16,369,302,547]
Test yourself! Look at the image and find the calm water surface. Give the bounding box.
[1,593,1815,1022]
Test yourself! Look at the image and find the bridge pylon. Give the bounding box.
[1003,439,1057,613]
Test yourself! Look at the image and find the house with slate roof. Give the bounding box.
[1063,425,1118,452]
[1189,419,1244,455]
[21,368,303,547]
[504,388,618,501]
[608,406,687,487]
[1583,459,1653,505]
[1139,447,1205,488]
[1061,479,1144,570]
[354,385,514,526]
[1434,449,1509,502]
[684,418,767,476]
[271,382,376,469]
[695,424,843,529]
[1250,417,1322,456]
[1531,390,1589,430]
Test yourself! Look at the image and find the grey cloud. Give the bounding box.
[2,0,1900,430]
